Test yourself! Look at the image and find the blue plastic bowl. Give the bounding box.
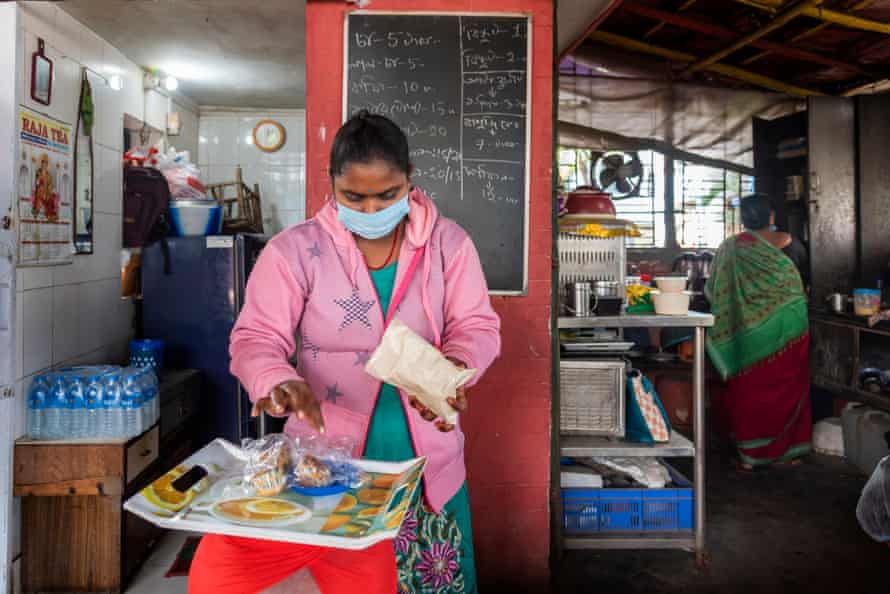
[290,483,349,497]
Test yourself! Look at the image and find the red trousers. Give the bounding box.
[188,535,397,594]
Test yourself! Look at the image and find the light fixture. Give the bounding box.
[167,111,182,136]
[108,74,123,91]
[164,75,179,92]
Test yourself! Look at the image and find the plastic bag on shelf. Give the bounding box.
[154,148,208,201]
[590,457,671,488]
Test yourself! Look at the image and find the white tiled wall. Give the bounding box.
[198,110,307,235]
[9,0,199,566]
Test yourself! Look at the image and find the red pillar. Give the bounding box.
[305,1,554,586]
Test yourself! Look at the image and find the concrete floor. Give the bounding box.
[553,451,888,594]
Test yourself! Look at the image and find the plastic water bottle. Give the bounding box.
[134,368,151,430]
[67,374,86,438]
[142,369,159,426]
[121,370,143,439]
[103,371,123,438]
[27,375,50,439]
[46,376,68,439]
[84,375,104,438]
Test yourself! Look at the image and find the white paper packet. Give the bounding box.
[365,320,476,424]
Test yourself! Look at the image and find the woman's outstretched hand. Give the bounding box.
[251,380,325,433]
[408,358,468,433]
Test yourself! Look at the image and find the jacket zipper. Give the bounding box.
[354,244,423,463]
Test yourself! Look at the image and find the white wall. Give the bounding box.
[199,110,306,235]
[0,7,21,593]
[7,1,200,576]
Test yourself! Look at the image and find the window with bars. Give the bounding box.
[558,148,753,249]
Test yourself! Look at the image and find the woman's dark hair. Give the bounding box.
[329,111,411,177]
[740,193,772,230]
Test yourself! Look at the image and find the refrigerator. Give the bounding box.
[142,234,272,445]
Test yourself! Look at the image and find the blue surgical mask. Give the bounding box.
[337,194,410,240]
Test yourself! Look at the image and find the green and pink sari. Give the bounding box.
[705,231,812,467]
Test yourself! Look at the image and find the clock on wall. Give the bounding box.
[253,119,286,152]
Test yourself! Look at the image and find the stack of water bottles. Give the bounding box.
[27,366,160,440]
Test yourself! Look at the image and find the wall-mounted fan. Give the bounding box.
[592,151,644,198]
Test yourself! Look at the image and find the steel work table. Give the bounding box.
[557,312,714,566]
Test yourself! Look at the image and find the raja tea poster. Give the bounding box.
[17,107,74,266]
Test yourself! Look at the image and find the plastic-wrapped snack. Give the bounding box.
[242,434,296,497]
[294,454,333,488]
[290,435,369,490]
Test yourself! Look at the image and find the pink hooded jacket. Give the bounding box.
[230,188,501,512]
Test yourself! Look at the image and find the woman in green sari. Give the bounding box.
[705,194,812,469]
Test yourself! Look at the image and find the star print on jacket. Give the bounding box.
[334,288,375,331]
[326,383,343,403]
[300,332,320,360]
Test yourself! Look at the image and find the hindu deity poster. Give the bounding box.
[18,107,74,266]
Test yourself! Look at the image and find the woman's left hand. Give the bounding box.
[408,358,467,433]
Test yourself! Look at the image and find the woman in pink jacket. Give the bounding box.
[189,111,500,594]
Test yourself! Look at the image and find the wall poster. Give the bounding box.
[17,107,74,266]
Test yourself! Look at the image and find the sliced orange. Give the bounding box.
[343,522,369,536]
[321,514,352,532]
[358,506,382,518]
[141,466,193,512]
[333,493,358,513]
[372,475,397,489]
[357,488,388,505]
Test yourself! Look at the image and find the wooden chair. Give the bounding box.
[206,166,264,234]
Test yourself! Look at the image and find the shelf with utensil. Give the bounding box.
[556,314,712,566]
[561,432,695,458]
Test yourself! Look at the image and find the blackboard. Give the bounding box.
[345,13,531,293]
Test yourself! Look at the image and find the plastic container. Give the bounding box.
[169,200,223,237]
[290,483,349,512]
[854,288,881,317]
[813,417,844,457]
[651,290,691,315]
[561,463,693,533]
[842,403,890,475]
[654,276,687,293]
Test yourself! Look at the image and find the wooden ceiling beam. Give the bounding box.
[742,0,877,65]
[737,0,890,35]
[588,29,824,96]
[643,0,698,40]
[622,2,872,75]
[682,0,821,75]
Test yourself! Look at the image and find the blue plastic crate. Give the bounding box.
[561,462,693,533]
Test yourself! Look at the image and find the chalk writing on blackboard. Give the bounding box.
[346,14,529,292]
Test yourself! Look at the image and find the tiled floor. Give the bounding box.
[125,531,196,594]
